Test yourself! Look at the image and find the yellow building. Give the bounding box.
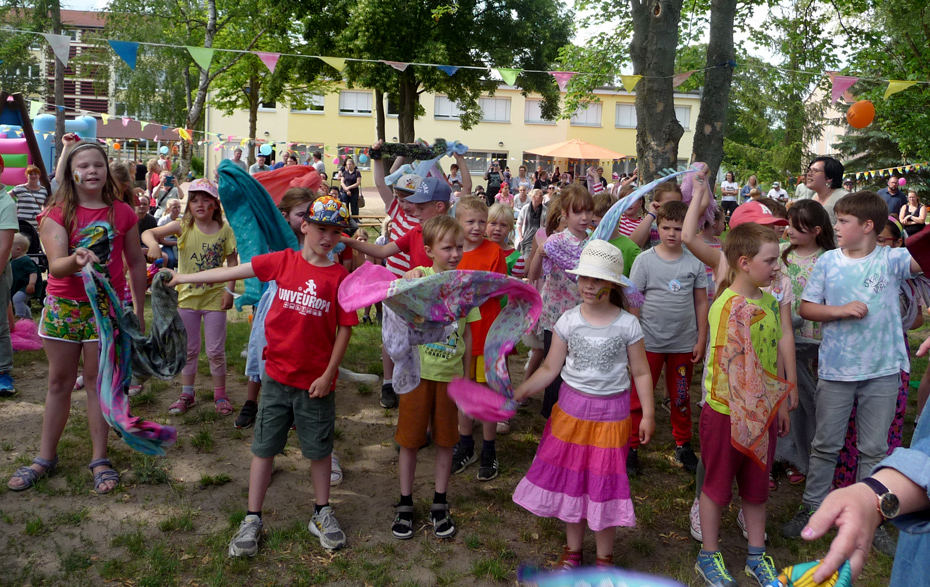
[203,84,702,180]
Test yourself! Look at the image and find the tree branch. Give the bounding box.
[206,30,266,84]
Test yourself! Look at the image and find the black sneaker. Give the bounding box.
[872,526,897,557]
[675,443,699,474]
[235,400,258,429]
[627,448,640,476]
[380,382,398,409]
[781,503,816,539]
[451,443,477,475]
[477,451,498,482]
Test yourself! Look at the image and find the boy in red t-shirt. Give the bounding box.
[167,196,357,557]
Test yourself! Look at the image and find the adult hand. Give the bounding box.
[802,482,880,582]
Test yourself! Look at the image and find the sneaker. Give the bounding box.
[127,384,143,397]
[872,526,897,557]
[736,508,769,541]
[780,503,815,539]
[675,443,699,474]
[330,453,343,486]
[695,551,738,587]
[0,372,16,397]
[235,401,258,429]
[380,382,398,409]
[477,451,499,482]
[430,503,456,538]
[308,506,347,550]
[627,448,640,476]
[451,443,477,475]
[689,498,702,542]
[228,514,263,557]
[745,554,778,586]
[495,421,511,434]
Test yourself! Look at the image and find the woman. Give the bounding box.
[10,165,48,230]
[900,190,926,237]
[512,165,533,192]
[150,171,179,218]
[739,175,759,204]
[340,157,362,216]
[551,167,561,184]
[533,169,551,191]
[484,161,504,207]
[719,171,739,221]
[517,188,547,256]
[145,159,162,197]
[804,156,848,225]
[448,163,463,191]
[285,155,299,166]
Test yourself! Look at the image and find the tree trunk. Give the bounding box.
[247,75,259,167]
[690,0,737,186]
[630,0,684,183]
[375,89,386,142]
[51,0,65,161]
[397,72,417,143]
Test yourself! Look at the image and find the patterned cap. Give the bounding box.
[306,195,350,227]
[395,173,423,193]
[188,178,219,199]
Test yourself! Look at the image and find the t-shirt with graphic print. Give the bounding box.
[252,248,358,390]
[417,266,481,383]
[177,222,237,311]
[39,201,138,302]
[802,245,916,381]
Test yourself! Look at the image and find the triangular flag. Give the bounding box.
[108,40,139,70]
[672,70,695,88]
[383,61,410,72]
[186,46,215,71]
[162,125,169,134]
[240,137,249,147]
[318,56,346,72]
[885,80,917,99]
[29,100,42,119]
[42,33,71,66]
[57,105,65,113]
[496,68,522,86]
[140,122,148,131]
[548,71,576,92]
[437,65,459,76]
[178,128,191,141]
[256,52,280,74]
[620,75,642,93]
[42,133,49,140]
[829,74,859,104]
[101,113,109,124]
[121,117,131,127]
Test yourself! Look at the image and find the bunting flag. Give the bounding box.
[437,65,459,76]
[496,68,522,86]
[186,46,215,71]
[240,137,249,147]
[101,113,109,124]
[41,32,71,66]
[121,117,131,127]
[672,70,696,88]
[548,71,576,92]
[108,40,139,70]
[829,74,859,103]
[318,56,346,73]
[884,80,917,99]
[620,75,643,93]
[161,125,169,134]
[140,121,148,131]
[383,60,410,72]
[255,52,280,74]
[29,100,42,119]
[178,128,191,141]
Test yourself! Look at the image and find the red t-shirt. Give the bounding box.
[39,201,138,302]
[459,239,507,356]
[394,224,432,270]
[251,249,358,389]
[386,198,418,277]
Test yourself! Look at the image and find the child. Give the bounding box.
[513,240,655,568]
[142,179,238,416]
[781,192,922,556]
[353,230,378,324]
[780,200,835,340]
[10,233,40,319]
[629,180,683,249]
[592,193,639,277]
[629,201,708,474]
[486,203,524,278]
[392,215,480,540]
[699,207,725,303]
[495,183,514,208]
[7,140,147,493]
[0,160,21,398]
[168,196,357,555]
[695,223,791,587]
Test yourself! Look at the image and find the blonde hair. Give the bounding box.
[277,187,314,215]
[182,190,224,231]
[422,214,464,248]
[12,233,30,251]
[719,223,779,292]
[456,196,489,216]
[487,203,515,230]
[47,143,120,235]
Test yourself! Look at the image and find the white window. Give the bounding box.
[292,94,325,114]
[386,95,400,117]
[339,91,373,116]
[675,106,691,130]
[479,97,510,123]
[258,99,276,112]
[434,95,463,120]
[615,103,636,128]
[571,102,602,127]
[465,151,508,175]
[338,146,372,171]
[524,99,554,125]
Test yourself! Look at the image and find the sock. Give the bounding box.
[433,491,447,505]
[244,399,257,407]
[214,386,227,400]
[747,545,765,560]
[182,385,194,398]
[482,439,496,455]
[699,549,718,559]
[398,494,414,520]
[383,379,392,385]
[314,503,328,514]
[246,510,262,519]
[459,435,475,452]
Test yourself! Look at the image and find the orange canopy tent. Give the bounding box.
[524,139,625,161]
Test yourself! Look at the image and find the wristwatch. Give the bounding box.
[861,477,901,521]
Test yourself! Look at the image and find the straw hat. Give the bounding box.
[566,240,625,286]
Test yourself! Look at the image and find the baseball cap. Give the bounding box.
[305,195,350,227]
[404,176,452,204]
[395,173,423,194]
[772,181,781,188]
[730,201,788,228]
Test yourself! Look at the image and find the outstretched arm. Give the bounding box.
[454,152,472,194]
[341,235,401,260]
[166,262,256,287]
[682,168,722,268]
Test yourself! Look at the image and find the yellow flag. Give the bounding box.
[240,137,249,147]
[620,75,642,93]
[178,128,191,141]
[101,113,110,124]
[319,56,346,73]
[884,80,917,99]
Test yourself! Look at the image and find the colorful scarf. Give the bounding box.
[709,294,793,469]
[81,266,178,456]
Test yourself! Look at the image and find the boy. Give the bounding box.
[629,180,683,249]
[592,193,639,277]
[782,191,922,556]
[393,215,480,540]
[629,201,708,474]
[10,233,40,319]
[167,196,357,556]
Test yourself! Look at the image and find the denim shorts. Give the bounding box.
[251,372,335,460]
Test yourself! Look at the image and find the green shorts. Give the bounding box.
[252,372,336,460]
[39,295,103,343]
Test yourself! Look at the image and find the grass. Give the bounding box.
[191,427,214,453]
[199,472,232,487]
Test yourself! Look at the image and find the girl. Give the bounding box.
[487,204,524,278]
[513,240,654,568]
[142,179,238,416]
[7,140,147,494]
[719,171,739,222]
[145,158,162,197]
[699,207,725,303]
[354,229,379,324]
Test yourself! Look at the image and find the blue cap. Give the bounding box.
[403,176,452,204]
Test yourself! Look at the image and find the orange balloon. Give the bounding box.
[113,142,121,151]
[846,100,875,129]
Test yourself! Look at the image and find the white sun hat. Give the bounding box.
[566,240,626,286]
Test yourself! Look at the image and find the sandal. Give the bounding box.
[429,503,456,539]
[88,458,120,495]
[168,394,195,415]
[127,385,143,397]
[392,504,416,540]
[556,546,582,569]
[214,398,233,416]
[786,465,806,485]
[8,455,58,491]
[768,471,778,491]
[73,375,84,391]
[596,554,614,568]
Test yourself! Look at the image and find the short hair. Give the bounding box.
[313,150,322,160]
[656,200,688,224]
[810,156,845,189]
[487,203,515,229]
[422,214,464,248]
[12,233,30,250]
[834,191,889,232]
[456,196,488,217]
[165,198,181,208]
[749,188,761,199]
[759,197,787,219]
[724,223,780,271]
[25,164,40,176]
[560,184,595,215]
[653,180,683,203]
[593,193,614,218]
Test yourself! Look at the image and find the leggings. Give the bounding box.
[179,308,227,377]
[13,290,32,319]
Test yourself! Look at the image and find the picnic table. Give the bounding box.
[352,214,387,232]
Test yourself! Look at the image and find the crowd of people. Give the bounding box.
[1,137,929,587]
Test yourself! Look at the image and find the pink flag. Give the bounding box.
[673,70,696,88]
[383,61,410,72]
[121,117,131,127]
[830,74,859,104]
[548,71,576,92]
[256,52,280,74]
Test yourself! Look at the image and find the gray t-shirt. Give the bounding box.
[629,247,707,353]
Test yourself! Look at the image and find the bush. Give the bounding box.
[191,156,204,178]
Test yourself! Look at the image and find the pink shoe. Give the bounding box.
[168,394,195,415]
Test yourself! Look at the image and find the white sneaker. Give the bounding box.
[337,366,379,386]
[736,508,769,541]
[689,497,702,541]
[228,514,263,557]
[330,453,343,486]
[309,506,347,550]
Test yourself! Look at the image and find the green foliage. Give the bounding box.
[190,155,204,177]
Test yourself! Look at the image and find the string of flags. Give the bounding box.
[851,162,928,181]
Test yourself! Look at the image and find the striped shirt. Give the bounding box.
[10,184,48,229]
[618,215,640,237]
[386,198,418,277]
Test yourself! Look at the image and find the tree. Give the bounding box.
[0,7,45,98]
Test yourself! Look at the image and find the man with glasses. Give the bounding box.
[878,176,907,217]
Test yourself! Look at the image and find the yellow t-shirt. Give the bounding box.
[178,222,237,311]
[416,266,482,383]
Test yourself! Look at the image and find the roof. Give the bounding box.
[97,118,181,141]
[61,10,107,28]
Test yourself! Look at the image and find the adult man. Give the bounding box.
[134,159,147,190]
[231,148,248,171]
[272,150,290,170]
[878,176,907,217]
[843,178,855,192]
[800,156,849,224]
[249,154,271,175]
[312,151,327,179]
[766,181,789,202]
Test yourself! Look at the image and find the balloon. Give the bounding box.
[159,146,169,154]
[259,144,272,156]
[899,177,907,187]
[333,157,340,165]
[846,100,875,129]
[358,154,369,164]
[112,142,121,151]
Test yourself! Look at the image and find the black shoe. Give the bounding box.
[380,383,398,409]
[781,503,816,539]
[235,401,258,429]
[451,443,477,475]
[675,443,699,474]
[477,451,499,482]
[362,316,372,325]
[627,449,640,476]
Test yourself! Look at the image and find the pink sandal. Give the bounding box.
[214,398,233,416]
[168,394,195,415]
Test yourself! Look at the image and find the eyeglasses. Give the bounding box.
[876,236,899,246]
[806,166,825,174]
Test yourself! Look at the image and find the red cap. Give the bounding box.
[730,201,788,228]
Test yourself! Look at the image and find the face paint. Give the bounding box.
[73,170,83,184]
[596,287,611,301]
